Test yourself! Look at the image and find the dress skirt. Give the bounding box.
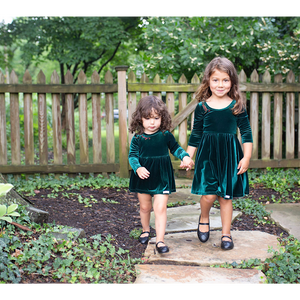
[191,131,249,199]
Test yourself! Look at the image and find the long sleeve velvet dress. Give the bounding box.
[128,130,190,195]
[188,100,253,199]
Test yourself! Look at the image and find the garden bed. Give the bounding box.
[2,170,299,284]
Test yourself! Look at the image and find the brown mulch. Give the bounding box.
[26,184,292,261]
[28,187,148,259]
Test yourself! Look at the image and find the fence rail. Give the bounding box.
[0,67,299,178]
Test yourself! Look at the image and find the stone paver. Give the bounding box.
[150,205,242,233]
[144,231,279,266]
[265,203,300,240]
[167,188,200,204]
[134,178,300,284]
[135,264,266,284]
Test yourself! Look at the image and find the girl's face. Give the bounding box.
[209,69,232,99]
[142,108,161,134]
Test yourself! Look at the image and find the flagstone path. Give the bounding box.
[134,179,298,284]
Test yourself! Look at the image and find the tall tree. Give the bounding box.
[1,17,143,127]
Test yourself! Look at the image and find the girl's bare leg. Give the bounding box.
[218,196,233,241]
[137,193,152,237]
[153,194,169,244]
[199,195,216,231]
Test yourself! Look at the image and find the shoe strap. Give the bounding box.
[156,241,165,246]
[199,222,209,225]
[140,231,150,237]
[221,235,232,240]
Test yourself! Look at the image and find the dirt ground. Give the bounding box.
[28,184,291,260]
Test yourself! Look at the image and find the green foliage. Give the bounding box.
[129,228,143,240]
[263,236,300,283]
[0,204,20,223]
[7,173,129,198]
[137,17,300,81]
[167,200,196,208]
[1,205,141,284]
[1,17,143,81]
[248,168,300,201]
[0,183,14,197]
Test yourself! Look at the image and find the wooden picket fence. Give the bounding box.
[0,66,300,178]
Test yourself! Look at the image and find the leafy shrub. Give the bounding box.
[262,236,300,283]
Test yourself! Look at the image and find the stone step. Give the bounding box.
[144,231,278,266]
[265,203,300,240]
[150,205,242,233]
[135,264,266,284]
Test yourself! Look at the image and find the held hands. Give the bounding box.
[237,157,250,175]
[136,167,150,180]
[180,156,194,171]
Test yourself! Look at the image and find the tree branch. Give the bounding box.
[98,41,121,75]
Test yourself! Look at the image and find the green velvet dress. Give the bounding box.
[129,130,189,195]
[188,100,253,199]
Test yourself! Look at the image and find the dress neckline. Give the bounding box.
[205,100,235,111]
[142,130,162,137]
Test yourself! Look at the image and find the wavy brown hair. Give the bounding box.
[129,96,172,135]
[194,57,245,115]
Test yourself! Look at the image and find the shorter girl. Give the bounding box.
[128,96,194,253]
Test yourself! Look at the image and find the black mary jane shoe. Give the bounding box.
[221,235,234,250]
[197,214,210,243]
[138,231,150,244]
[156,241,169,254]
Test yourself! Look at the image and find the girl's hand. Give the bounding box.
[136,167,150,179]
[181,156,194,171]
[237,157,250,175]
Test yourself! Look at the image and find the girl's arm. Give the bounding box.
[236,109,253,175]
[128,136,150,179]
[237,142,252,175]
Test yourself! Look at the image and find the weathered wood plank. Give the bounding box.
[0,84,118,93]
[78,70,89,164]
[286,71,295,159]
[9,70,21,165]
[0,71,7,165]
[166,75,175,119]
[128,70,136,146]
[91,70,102,164]
[171,98,198,131]
[273,74,283,160]
[23,70,34,166]
[250,70,259,159]
[153,74,161,99]
[128,82,300,93]
[51,70,63,164]
[37,70,48,165]
[140,73,149,98]
[0,163,119,174]
[178,74,188,149]
[190,73,200,131]
[171,159,300,169]
[261,71,271,159]
[65,70,76,165]
[116,66,129,178]
[105,70,115,164]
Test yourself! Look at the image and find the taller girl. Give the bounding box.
[181,57,253,250]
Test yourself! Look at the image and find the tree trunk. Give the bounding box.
[0,173,31,206]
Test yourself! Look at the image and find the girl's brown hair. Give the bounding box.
[129,95,172,135]
[194,57,245,115]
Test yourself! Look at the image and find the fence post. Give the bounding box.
[115,66,129,178]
